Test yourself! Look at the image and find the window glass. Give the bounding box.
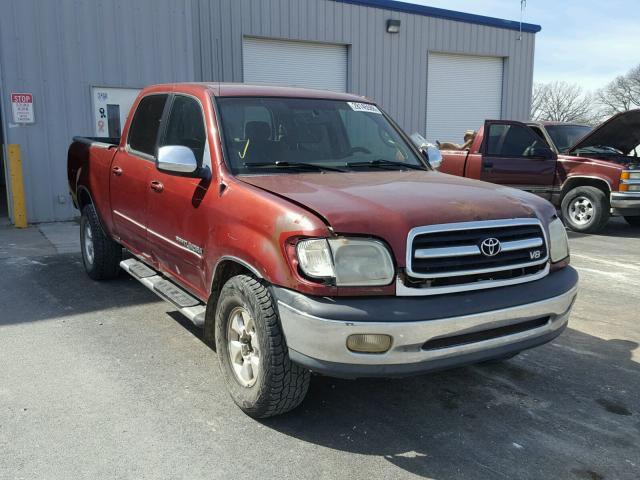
[486,123,543,157]
[529,126,546,142]
[545,124,591,152]
[216,97,422,174]
[127,94,168,156]
[161,95,207,164]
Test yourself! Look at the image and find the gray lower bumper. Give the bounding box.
[611,192,640,214]
[274,267,578,378]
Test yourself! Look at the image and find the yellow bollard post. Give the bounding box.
[7,144,28,228]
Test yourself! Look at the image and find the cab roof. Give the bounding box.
[145,82,370,102]
[211,83,369,102]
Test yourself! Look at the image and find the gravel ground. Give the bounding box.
[0,218,638,480]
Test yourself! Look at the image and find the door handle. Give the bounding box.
[112,166,123,176]
[150,180,164,193]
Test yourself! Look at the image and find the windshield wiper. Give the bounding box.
[345,159,426,171]
[245,161,346,172]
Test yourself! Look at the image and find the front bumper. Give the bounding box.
[274,266,578,378]
[611,191,640,215]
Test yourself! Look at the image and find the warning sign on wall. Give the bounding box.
[11,93,35,124]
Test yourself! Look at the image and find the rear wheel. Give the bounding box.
[624,215,640,227]
[80,204,122,280]
[215,274,310,418]
[561,186,609,233]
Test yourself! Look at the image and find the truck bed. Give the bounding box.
[67,136,120,229]
[72,136,120,148]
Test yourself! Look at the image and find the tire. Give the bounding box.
[215,274,310,418]
[561,186,609,233]
[80,204,122,280]
[624,215,640,227]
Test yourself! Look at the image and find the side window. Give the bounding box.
[486,123,542,157]
[127,94,168,157]
[161,95,207,164]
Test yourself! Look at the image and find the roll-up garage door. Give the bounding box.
[426,53,503,145]
[243,38,347,92]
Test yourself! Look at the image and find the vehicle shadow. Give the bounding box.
[0,253,160,326]
[567,216,640,239]
[259,329,640,479]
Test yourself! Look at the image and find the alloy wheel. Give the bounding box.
[227,306,260,387]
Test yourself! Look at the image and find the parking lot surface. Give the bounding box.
[1,219,639,480]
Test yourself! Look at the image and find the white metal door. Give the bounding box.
[243,38,347,92]
[92,86,141,138]
[426,53,503,144]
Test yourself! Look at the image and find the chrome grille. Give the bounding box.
[402,218,549,294]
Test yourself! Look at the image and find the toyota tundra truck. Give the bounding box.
[437,111,640,233]
[68,83,578,418]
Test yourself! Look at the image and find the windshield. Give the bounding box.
[215,97,425,174]
[545,124,592,152]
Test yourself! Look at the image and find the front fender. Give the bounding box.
[204,180,336,296]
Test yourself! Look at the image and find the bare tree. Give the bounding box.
[596,64,640,116]
[531,81,595,124]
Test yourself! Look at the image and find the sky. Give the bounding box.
[404,0,640,93]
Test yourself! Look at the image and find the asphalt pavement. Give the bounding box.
[0,218,639,480]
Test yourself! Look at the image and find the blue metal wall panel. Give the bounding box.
[0,0,196,222]
[196,0,536,132]
[0,0,536,222]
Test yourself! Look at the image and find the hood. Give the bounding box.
[240,171,555,263]
[569,109,640,155]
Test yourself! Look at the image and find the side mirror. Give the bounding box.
[157,145,199,175]
[527,146,555,160]
[410,132,443,170]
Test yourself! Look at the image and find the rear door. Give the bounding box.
[480,120,557,198]
[110,94,168,256]
[146,94,212,297]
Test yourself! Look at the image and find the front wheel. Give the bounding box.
[624,215,640,227]
[561,186,609,233]
[215,274,310,418]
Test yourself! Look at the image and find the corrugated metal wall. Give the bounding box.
[195,0,536,132]
[0,0,535,223]
[0,0,196,222]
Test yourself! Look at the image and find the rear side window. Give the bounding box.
[161,95,207,164]
[486,123,543,157]
[127,94,168,156]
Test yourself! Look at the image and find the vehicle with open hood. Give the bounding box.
[438,110,640,233]
[67,83,578,418]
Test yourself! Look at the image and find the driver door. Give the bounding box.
[146,93,212,298]
[480,120,557,198]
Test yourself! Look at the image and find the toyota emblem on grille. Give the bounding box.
[480,237,501,257]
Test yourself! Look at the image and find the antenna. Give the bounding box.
[518,0,527,40]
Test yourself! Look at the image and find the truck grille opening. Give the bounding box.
[421,316,550,351]
[404,219,549,293]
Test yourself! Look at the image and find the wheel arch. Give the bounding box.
[561,176,611,197]
[77,186,93,209]
[77,186,109,237]
[203,256,264,346]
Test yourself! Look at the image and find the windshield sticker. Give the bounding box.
[347,102,382,114]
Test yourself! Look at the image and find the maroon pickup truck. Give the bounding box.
[68,83,578,418]
[437,112,640,233]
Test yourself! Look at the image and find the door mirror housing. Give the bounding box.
[410,132,443,170]
[527,146,556,160]
[157,145,200,176]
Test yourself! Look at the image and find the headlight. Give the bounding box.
[296,237,395,286]
[548,217,569,263]
[621,171,640,180]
